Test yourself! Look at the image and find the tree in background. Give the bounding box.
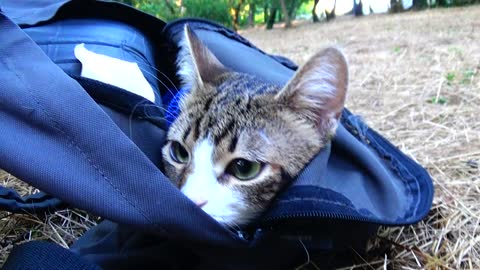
[353,0,363,16]
[412,0,429,9]
[266,6,278,29]
[117,0,480,31]
[247,1,257,26]
[279,0,292,27]
[116,0,180,20]
[231,0,245,31]
[389,0,404,12]
[325,0,336,21]
[183,0,232,27]
[312,0,320,22]
[265,0,281,30]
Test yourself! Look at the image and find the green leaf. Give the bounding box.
[428,96,448,105]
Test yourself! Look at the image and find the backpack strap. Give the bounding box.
[0,9,241,247]
[0,0,167,214]
[3,241,101,270]
[0,188,64,213]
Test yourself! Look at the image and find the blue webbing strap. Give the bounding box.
[0,188,64,214]
[3,241,102,270]
[0,11,241,246]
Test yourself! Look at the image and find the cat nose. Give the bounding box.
[193,198,208,208]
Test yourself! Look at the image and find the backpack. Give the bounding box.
[0,1,434,269]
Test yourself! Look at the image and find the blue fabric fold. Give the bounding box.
[0,1,434,269]
[0,11,242,247]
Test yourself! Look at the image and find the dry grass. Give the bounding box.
[1,6,480,269]
[242,6,480,269]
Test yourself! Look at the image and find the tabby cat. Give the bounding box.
[162,25,348,226]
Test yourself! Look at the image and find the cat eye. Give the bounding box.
[170,141,189,164]
[226,159,263,181]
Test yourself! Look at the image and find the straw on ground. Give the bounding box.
[1,6,479,269]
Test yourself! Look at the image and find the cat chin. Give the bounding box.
[209,212,253,228]
[197,197,248,227]
[203,201,260,228]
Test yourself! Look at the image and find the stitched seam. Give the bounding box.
[8,58,164,232]
[342,114,417,220]
[276,197,356,211]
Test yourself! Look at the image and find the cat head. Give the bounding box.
[162,25,348,227]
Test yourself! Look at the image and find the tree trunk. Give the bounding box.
[248,4,255,27]
[326,0,336,21]
[264,5,269,24]
[438,0,449,6]
[353,0,363,16]
[288,0,297,19]
[279,0,292,28]
[412,0,429,9]
[164,0,176,15]
[312,0,320,22]
[266,8,277,29]
[232,0,244,32]
[389,0,403,12]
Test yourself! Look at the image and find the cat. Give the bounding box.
[162,25,348,227]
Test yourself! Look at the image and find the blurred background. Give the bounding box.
[115,0,479,31]
[114,1,480,269]
[1,1,479,269]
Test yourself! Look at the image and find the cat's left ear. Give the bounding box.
[177,24,228,88]
[278,47,348,131]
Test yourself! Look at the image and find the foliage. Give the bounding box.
[462,69,475,84]
[183,0,233,27]
[117,0,180,21]
[445,71,455,85]
[428,96,448,104]
[399,0,480,11]
[115,0,480,30]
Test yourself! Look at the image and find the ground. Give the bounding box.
[1,6,480,269]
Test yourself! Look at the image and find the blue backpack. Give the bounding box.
[0,1,434,269]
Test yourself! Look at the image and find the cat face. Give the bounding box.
[161,25,348,227]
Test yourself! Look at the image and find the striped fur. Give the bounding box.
[161,25,348,226]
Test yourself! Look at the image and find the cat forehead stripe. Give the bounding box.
[182,126,191,141]
[165,31,348,226]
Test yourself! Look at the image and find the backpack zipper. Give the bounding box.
[260,211,377,226]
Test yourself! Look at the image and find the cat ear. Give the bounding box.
[177,24,228,88]
[278,47,348,131]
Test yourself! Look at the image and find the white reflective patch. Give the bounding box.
[181,139,244,225]
[74,43,156,102]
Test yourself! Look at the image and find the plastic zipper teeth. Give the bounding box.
[231,212,379,241]
[260,211,377,226]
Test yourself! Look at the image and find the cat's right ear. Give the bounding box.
[177,24,228,89]
[277,47,348,134]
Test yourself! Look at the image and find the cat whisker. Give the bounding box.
[128,100,147,139]
[141,115,169,123]
[163,30,348,234]
[136,65,178,100]
[135,62,179,92]
[138,103,176,119]
[211,215,233,230]
[223,217,243,233]
[135,64,189,113]
[158,71,179,92]
[127,101,173,138]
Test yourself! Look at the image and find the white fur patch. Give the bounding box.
[181,139,243,226]
[176,34,198,88]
